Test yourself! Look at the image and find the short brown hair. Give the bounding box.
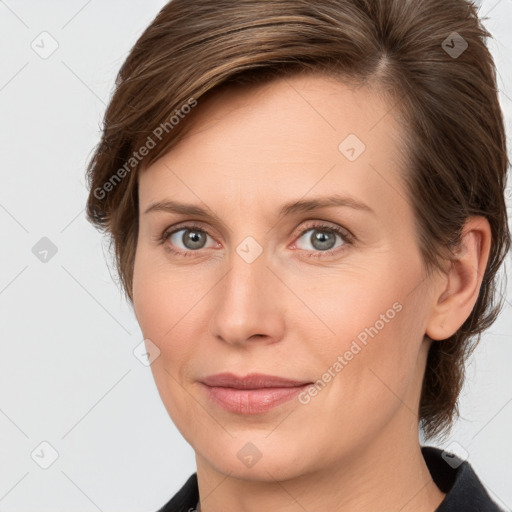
[85,0,511,441]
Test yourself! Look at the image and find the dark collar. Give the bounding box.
[421,445,504,511]
[158,445,504,512]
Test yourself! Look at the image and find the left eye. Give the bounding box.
[295,225,347,253]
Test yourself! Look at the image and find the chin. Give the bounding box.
[197,434,315,482]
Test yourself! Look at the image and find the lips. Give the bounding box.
[199,372,313,414]
[200,372,311,389]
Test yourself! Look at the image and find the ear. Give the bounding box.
[425,216,492,341]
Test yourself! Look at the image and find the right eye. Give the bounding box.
[161,224,218,256]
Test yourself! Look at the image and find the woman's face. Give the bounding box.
[132,73,440,480]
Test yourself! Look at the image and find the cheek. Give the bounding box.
[133,255,205,438]
[133,244,189,334]
[303,298,422,459]
[311,263,425,405]
[132,249,216,378]
[133,249,185,359]
[134,280,189,360]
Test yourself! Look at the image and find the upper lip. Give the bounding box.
[200,372,311,389]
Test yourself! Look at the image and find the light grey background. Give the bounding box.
[0,1,511,511]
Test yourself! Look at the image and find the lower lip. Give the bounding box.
[201,383,311,414]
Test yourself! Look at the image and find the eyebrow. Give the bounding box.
[143,194,375,220]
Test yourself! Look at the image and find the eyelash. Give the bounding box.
[158,221,353,259]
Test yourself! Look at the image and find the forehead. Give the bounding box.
[138,72,407,219]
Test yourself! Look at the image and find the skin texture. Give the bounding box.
[132,73,491,512]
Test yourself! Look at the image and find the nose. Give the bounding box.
[207,247,285,347]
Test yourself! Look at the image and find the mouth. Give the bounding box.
[199,372,313,414]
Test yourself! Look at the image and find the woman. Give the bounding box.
[85,0,510,510]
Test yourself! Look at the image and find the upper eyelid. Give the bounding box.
[167,219,345,235]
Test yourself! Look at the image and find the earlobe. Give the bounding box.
[425,216,492,341]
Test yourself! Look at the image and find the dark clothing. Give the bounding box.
[157,445,505,512]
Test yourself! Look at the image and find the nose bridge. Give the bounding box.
[224,229,272,298]
[208,238,283,344]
